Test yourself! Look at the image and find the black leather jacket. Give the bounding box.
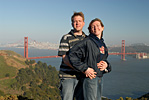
[68,34,111,77]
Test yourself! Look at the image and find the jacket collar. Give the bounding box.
[89,33,104,48]
[89,33,104,41]
[69,29,86,38]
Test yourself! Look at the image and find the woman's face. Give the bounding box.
[91,21,104,38]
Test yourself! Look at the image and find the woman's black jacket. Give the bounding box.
[68,34,111,77]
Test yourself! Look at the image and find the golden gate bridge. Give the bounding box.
[23,37,146,60]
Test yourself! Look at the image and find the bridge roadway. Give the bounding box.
[109,52,138,55]
[28,55,60,59]
[27,52,139,59]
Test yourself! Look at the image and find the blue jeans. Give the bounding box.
[60,78,84,100]
[83,77,103,100]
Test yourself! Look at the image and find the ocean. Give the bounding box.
[0,47,149,99]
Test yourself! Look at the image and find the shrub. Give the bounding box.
[5,73,10,77]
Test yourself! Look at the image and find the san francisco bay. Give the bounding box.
[0,47,149,99]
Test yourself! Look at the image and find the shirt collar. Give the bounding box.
[70,29,86,38]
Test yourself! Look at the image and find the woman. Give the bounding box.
[68,18,111,100]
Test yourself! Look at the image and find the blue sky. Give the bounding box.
[0,0,149,46]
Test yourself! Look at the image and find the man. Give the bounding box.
[58,12,86,100]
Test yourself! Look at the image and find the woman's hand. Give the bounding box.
[97,61,108,71]
[85,68,97,79]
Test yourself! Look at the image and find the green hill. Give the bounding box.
[0,50,27,98]
[0,50,60,100]
[0,50,28,79]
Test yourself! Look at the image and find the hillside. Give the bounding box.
[0,50,28,69]
[0,50,29,96]
[0,50,60,100]
[0,50,28,79]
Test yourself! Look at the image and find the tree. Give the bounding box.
[21,86,26,91]
[30,60,35,64]
[25,60,30,65]
[23,91,33,99]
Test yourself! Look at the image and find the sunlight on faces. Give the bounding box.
[91,21,104,39]
[72,16,85,32]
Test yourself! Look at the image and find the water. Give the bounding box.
[0,47,149,99]
[103,55,149,99]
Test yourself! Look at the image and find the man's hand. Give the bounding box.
[97,61,108,71]
[62,55,74,68]
[85,68,96,79]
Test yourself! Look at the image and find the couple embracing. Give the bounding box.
[58,12,111,100]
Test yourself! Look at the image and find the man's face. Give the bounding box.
[72,16,85,32]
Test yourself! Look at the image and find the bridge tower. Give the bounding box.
[121,40,125,60]
[24,37,28,58]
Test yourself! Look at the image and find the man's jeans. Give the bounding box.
[60,78,84,100]
[83,77,103,100]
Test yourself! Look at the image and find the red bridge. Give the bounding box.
[24,37,146,60]
[24,37,60,59]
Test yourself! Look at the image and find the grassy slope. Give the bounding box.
[0,56,17,78]
[0,50,28,94]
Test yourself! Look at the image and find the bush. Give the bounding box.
[5,73,10,77]
[25,60,30,65]
[30,60,35,64]
[21,86,26,91]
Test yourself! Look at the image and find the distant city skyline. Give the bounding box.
[0,0,149,46]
